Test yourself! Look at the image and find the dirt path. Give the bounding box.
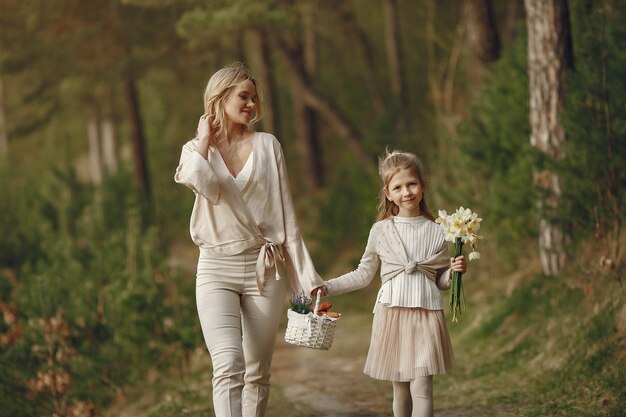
[272,314,477,417]
[272,314,391,417]
[105,311,480,417]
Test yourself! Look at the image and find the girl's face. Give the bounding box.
[384,167,423,217]
[223,79,257,129]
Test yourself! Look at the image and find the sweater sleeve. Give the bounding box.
[325,226,380,296]
[174,140,220,204]
[434,240,452,290]
[275,140,324,294]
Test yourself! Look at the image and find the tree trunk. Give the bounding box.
[525,0,573,276]
[382,0,409,131]
[124,79,151,201]
[503,0,526,44]
[100,117,118,175]
[275,44,376,177]
[462,0,501,88]
[87,116,104,185]
[246,31,279,137]
[425,0,463,131]
[301,1,324,189]
[336,1,386,114]
[0,79,7,157]
[289,76,324,190]
[425,0,441,114]
[462,0,501,65]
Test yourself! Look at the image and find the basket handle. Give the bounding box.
[312,289,322,316]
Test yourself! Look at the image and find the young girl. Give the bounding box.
[313,149,467,417]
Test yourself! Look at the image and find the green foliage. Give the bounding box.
[176,1,295,47]
[1,0,624,415]
[0,163,200,415]
[459,28,538,265]
[559,0,626,255]
[311,160,378,272]
[288,290,314,314]
[441,268,625,417]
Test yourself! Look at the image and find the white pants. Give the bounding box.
[196,250,287,417]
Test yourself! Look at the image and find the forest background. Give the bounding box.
[0,0,624,416]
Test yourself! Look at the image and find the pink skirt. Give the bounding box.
[363,305,455,381]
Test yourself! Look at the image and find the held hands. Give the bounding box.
[311,285,328,297]
[450,256,467,274]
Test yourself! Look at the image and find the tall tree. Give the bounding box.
[503,0,526,44]
[87,115,104,185]
[462,0,501,88]
[462,0,501,65]
[335,0,386,115]
[382,0,409,131]
[0,79,7,157]
[101,116,119,175]
[275,43,375,176]
[525,0,574,275]
[295,0,323,189]
[245,30,279,138]
[125,79,151,199]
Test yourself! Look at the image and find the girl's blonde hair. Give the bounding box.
[376,149,434,221]
[203,62,263,146]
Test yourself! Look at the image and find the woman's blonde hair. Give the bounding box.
[203,62,263,146]
[376,149,434,221]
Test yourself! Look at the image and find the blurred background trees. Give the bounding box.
[0,0,624,416]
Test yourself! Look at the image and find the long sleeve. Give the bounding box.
[325,227,380,296]
[275,142,324,294]
[174,139,220,204]
[434,239,452,290]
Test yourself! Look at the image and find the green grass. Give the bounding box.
[433,265,625,417]
[103,254,625,417]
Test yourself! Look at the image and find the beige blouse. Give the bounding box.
[174,132,324,294]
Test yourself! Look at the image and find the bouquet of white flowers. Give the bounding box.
[435,207,482,322]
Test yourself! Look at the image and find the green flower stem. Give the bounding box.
[449,237,464,322]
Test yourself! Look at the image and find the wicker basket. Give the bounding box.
[284,291,338,350]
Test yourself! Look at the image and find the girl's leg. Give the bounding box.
[240,275,287,417]
[410,375,434,417]
[392,381,412,417]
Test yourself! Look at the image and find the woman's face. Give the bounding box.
[223,79,257,128]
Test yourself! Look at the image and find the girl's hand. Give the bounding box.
[450,256,467,273]
[311,285,328,297]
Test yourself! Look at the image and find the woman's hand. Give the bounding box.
[311,285,328,297]
[195,115,213,159]
[197,114,211,142]
[450,256,467,273]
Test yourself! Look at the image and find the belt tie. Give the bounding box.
[255,240,285,292]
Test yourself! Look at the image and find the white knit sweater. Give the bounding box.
[377,216,444,310]
[325,216,449,311]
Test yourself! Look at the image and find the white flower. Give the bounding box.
[437,205,484,323]
[436,206,483,246]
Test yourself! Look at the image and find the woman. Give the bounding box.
[175,62,324,417]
